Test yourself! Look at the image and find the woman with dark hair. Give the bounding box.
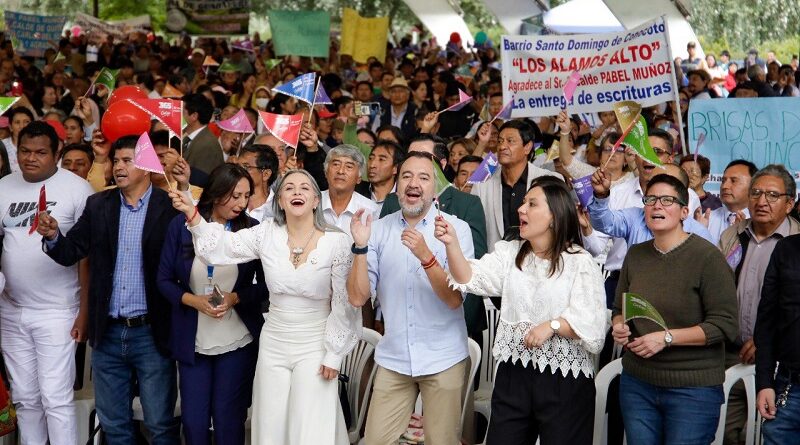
[436,175,607,444]
[63,116,85,145]
[265,92,297,115]
[611,174,738,444]
[169,169,361,445]
[158,163,267,444]
[230,73,258,109]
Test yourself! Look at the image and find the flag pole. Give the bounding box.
[661,15,688,155]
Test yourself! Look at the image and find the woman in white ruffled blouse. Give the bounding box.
[434,175,607,445]
[170,169,361,445]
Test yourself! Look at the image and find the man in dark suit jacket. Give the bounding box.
[373,77,418,142]
[38,136,180,444]
[182,93,224,179]
[380,135,488,344]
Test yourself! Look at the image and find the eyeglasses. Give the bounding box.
[653,148,671,157]
[239,164,264,171]
[749,189,791,203]
[643,195,686,207]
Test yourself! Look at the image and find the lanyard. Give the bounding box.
[206,221,232,284]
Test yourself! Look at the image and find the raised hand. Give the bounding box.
[37,211,59,240]
[420,112,439,134]
[694,208,710,227]
[172,155,191,190]
[555,110,570,135]
[299,123,319,150]
[433,216,458,247]
[591,169,612,198]
[168,190,195,220]
[349,208,372,248]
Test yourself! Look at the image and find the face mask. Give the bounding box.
[256,98,269,109]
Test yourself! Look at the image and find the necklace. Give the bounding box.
[289,228,316,266]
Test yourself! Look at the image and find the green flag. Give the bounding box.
[623,116,663,167]
[52,51,66,64]
[622,293,668,330]
[269,10,330,58]
[0,97,21,116]
[433,160,452,197]
[94,68,119,94]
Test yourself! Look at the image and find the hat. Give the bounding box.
[388,77,410,91]
[355,71,372,82]
[449,32,461,44]
[191,48,205,57]
[218,60,239,73]
[317,107,337,119]
[44,119,66,141]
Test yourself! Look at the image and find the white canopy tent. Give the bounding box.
[481,0,547,35]
[404,0,474,47]
[542,0,624,33]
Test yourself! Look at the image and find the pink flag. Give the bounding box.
[259,111,304,148]
[563,71,582,104]
[490,95,515,122]
[442,89,472,112]
[693,132,706,163]
[218,109,254,133]
[134,132,165,174]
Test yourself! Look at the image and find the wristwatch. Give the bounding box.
[664,330,673,348]
[550,319,561,335]
[351,243,368,255]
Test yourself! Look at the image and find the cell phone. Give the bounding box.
[208,284,224,307]
[10,81,23,97]
[353,101,371,117]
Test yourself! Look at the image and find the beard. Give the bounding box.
[400,201,425,218]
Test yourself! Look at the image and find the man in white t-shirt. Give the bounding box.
[320,144,379,234]
[0,121,94,445]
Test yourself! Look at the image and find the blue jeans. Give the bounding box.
[619,372,724,445]
[92,323,179,445]
[762,374,800,445]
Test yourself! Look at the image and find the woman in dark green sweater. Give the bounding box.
[611,174,738,444]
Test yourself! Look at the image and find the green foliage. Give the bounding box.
[688,0,800,56]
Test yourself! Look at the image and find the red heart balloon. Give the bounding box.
[107,85,149,107]
[101,100,151,143]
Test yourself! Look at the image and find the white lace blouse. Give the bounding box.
[450,240,607,378]
[187,218,362,370]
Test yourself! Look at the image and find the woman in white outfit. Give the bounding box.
[170,169,361,445]
[435,176,607,444]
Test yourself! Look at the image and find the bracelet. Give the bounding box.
[351,243,368,255]
[559,131,571,136]
[421,255,436,269]
[422,259,439,270]
[186,206,199,224]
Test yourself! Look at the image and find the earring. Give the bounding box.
[549,222,553,228]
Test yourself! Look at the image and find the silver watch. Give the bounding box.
[664,331,673,347]
[550,319,561,334]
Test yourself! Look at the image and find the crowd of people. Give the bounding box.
[0,23,800,445]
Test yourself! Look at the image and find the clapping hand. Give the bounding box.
[401,228,432,261]
[37,211,59,240]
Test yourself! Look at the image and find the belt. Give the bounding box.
[109,314,149,327]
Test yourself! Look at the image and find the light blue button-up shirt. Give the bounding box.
[588,195,714,246]
[109,186,152,318]
[368,204,474,377]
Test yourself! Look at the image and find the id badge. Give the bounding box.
[204,284,214,295]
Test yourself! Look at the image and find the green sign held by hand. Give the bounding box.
[623,292,668,330]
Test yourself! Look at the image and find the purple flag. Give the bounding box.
[271,72,316,105]
[693,132,706,163]
[563,71,582,104]
[314,83,333,105]
[442,89,472,112]
[572,174,594,208]
[466,153,499,184]
[491,96,515,122]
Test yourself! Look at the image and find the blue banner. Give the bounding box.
[4,12,66,57]
[688,97,800,196]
